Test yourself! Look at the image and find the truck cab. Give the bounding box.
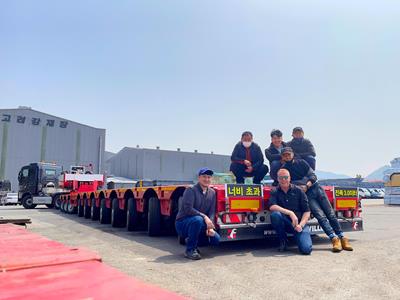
[18,162,62,209]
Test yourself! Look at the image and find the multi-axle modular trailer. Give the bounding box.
[59,183,363,242]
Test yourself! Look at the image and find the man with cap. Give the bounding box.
[265,129,287,179]
[175,168,220,260]
[230,131,269,184]
[268,168,312,255]
[287,127,316,170]
[273,147,353,253]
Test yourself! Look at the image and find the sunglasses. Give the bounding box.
[278,176,289,180]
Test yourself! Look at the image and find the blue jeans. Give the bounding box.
[306,184,343,239]
[302,155,316,170]
[175,216,220,252]
[270,211,312,255]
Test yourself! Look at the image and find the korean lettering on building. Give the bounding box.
[1,114,68,128]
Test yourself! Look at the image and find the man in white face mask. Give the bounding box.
[230,131,269,184]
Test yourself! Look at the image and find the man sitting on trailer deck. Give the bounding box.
[268,169,312,254]
[230,131,269,184]
[277,147,353,252]
[175,168,220,260]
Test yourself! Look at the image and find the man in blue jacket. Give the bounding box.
[230,131,269,184]
[175,168,220,260]
[265,129,287,178]
[287,127,316,170]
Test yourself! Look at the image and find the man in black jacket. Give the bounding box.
[265,129,287,179]
[274,147,354,253]
[230,131,269,184]
[287,127,316,170]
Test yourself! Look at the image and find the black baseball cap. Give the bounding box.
[198,168,214,176]
[292,127,304,133]
[281,147,294,155]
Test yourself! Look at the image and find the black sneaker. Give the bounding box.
[278,240,288,252]
[184,249,202,260]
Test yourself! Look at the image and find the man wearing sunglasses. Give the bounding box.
[268,168,312,254]
[275,147,353,253]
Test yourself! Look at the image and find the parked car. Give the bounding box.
[368,188,382,199]
[358,188,371,199]
[0,192,19,205]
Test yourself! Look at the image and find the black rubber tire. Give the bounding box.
[84,199,91,219]
[54,195,61,210]
[91,199,100,221]
[59,200,65,212]
[77,199,84,217]
[22,195,36,209]
[66,201,76,214]
[148,197,161,236]
[127,197,140,231]
[61,200,67,213]
[111,198,126,228]
[100,198,111,224]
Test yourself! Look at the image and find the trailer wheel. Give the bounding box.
[54,195,61,210]
[84,200,91,219]
[111,198,126,228]
[67,200,76,214]
[100,198,111,224]
[22,195,37,209]
[91,199,100,221]
[77,199,84,217]
[127,198,140,231]
[148,197,161,236]
[61,200,67,213]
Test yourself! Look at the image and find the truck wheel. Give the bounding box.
[127,197,140,231]
[77,199,84,217]
[84,200,91,219]
[54,195,61,210]
[22,195,37,209]
[100,198,111,224]
[91,199,100,221]
[66,201,76,214]
[61,200,67,213]
[148,197,161,236]
[111,198,126,228]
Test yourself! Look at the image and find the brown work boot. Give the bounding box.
[331,237,342,252]
[340,237,353,251]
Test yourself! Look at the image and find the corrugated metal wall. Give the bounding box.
[107,147,231,182]
[0,108,105,190]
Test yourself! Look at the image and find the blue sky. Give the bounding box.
[1,1,399,177]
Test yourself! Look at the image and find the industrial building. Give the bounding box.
[106,147,231,182]
[0,107,106,190]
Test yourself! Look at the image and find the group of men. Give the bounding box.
[175,127,353,260]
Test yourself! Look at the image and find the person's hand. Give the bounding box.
[204,216,215,230]
[244,160,251,167]
[299,185,308,193]
[245,166,253,173]
[294,224,303,233]
[289,212,298,227]
[206,228,216,237]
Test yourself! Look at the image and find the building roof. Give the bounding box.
[0,107,105,131]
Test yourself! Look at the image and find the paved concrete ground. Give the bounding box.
[1,199,399,300]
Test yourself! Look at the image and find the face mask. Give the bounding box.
[242,141,252,148]
[294,137,304,141]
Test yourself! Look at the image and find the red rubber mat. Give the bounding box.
[0,224,186,300]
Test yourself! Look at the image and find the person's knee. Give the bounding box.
[299,244,313,255]
[270,211,283,223]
